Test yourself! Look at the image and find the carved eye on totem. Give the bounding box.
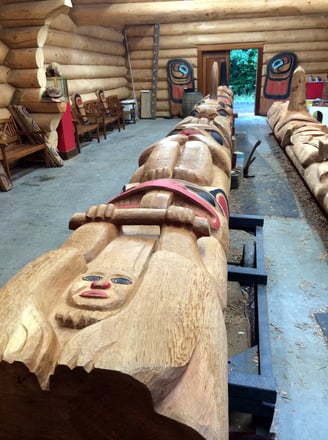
[82,275,103,282]
[111,277,133,285]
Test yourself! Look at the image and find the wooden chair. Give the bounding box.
[107,95,127,130]
[0,116,49,187]
[95,89,121,134]
[71,93,103,152]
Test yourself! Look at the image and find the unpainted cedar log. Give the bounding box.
[43,46,126,67]
[77,25,124,43]
[159,48,197,60]
[0,0,72,27]
[128,28,328,51]
[0,65,9,83]
[48,12,77,33]
[67,77,128,96]
[264,51,328,64]
[46,29,125,56]
[7,68,47,88]
[70,0,328,26]
[156,101,170,112]
[73,88,133,103]
[289,62,328,75]
[157,90,169,101]
[5,47,44,69]
[12,86,129,108]
[288,65,307,112]
[126,15,328,37]
[133,80,167,91]
[304,162,328,207]
[0,108,11,119]
[0,40,9,63]
[47,129,59,149]
[0,26,48,49]
[58,64,128,80]
[132,68,176,82]
[121,47,198,62]
[0,83,15,107]
[12,87,44,104]
[31,112,63,131]
[26,101,67,114]
[129,50,153,60]
[131,58,197,70]
[156,110,170,118]
[74,0,151,2]
[261,62,328,79]
[99,86,131,100]
[265,41,328,53]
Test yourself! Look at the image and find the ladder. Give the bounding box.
[151,23,160,119]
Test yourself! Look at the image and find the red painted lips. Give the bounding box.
[79,290,109,299]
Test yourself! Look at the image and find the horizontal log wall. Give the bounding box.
[0,4,129,154]
[126,14,328,117]
[1,3,328,124]
[44,14,129,104]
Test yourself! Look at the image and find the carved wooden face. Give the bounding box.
[69,271,135,311]
[67,236,156,312]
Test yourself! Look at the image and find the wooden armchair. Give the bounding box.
[71,93,103,152]
[107,95,127,130]
[0,116,49,188]
[96,89,121,133]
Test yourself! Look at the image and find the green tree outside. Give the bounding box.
[229,49,258,101]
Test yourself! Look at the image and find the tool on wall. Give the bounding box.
[151,23,160,119]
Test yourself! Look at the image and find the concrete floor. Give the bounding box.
[0,111,327,439]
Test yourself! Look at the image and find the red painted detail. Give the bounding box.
[108,179,221,230]
[91,280,111,289]
[217,194,229,219]
[79,290,109,299]
[180,130,202,136]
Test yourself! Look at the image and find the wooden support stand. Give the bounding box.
[228,214,276,438]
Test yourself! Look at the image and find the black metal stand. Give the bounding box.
[228,214,277,438]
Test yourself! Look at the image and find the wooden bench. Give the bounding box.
[0,117,49,184]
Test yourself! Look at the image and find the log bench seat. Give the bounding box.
[0,117,49,184]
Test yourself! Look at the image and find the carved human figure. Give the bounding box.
[0,196,228,439]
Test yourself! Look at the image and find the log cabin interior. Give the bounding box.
[0,1,328,440]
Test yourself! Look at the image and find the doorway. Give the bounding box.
[197,43,263,115]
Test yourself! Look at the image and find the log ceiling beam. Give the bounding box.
[70,0,328,26]
[0,0,72,27]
